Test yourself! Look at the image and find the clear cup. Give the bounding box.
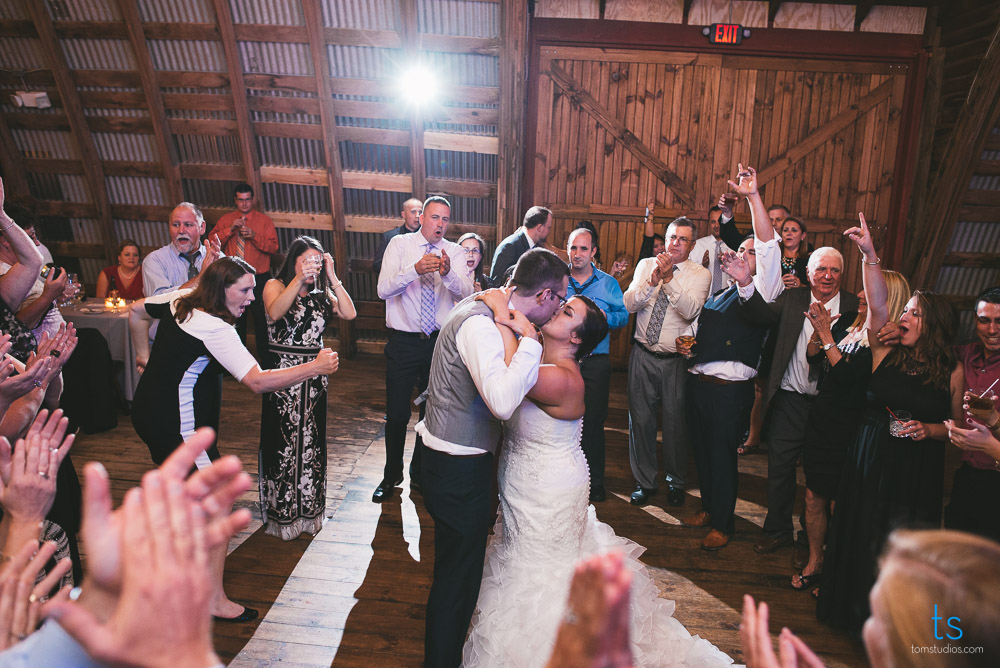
[967,391,996,424]
[889,410,912,438]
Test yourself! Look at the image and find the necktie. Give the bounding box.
[419,243,437,335]
[182,252,199,280]
[711,239,725,294]
[235,222,246,258]
[645,273,672,346]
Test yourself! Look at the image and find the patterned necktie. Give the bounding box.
[711,239,725,294]
[235,222,246,258]
[645,273,672,346]
[419,243,437,335]
[182,252,199,279]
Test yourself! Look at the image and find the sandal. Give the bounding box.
[791,570,822,591]
[812,587,820,599]
[737,442,760,456]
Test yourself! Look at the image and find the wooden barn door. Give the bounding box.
[529,46,909,367]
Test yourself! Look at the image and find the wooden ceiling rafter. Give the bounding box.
[23,0,117,266]
[210,0,262,199]
[116,0,183,206]
[398,0,426,202]
[302,0,355,356]
[0,112,30,196]
[905,19,1000,289]
[544,62,697,209]
[498,0,529,239]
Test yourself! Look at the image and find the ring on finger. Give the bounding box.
[28,593,38,604]
[49,350,60,358]
[38,471,48,479]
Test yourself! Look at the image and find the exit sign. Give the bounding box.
[705,23,749,45]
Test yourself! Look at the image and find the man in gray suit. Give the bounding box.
[489,206,553,284]
[419,248,569,668]
[735,168,858,554]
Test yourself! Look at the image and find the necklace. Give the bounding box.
[118,265,139,281]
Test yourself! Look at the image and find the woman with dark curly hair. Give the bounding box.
[818,277,964,634]
[129,256,340,622]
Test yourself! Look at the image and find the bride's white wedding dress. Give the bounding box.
[462,401,732,667]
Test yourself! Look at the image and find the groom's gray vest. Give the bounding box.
[423,296,501,452]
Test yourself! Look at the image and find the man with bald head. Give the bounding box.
[143,202,220,297]
[373,198,422,276]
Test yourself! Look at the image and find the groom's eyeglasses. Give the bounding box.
[536,289,567,307]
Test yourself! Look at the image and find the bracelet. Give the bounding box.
[330,280,344,291]
[1,219,14,232]
[862,255,881,265]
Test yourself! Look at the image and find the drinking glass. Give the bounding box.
[967,391,996,424]
[889,410,912,438]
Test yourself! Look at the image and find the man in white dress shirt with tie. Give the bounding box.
[624,217,711,508]
[692,205,742,296]
[374,196,473,502]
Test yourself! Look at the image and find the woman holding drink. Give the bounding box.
[259,236,355,540]
[816,213,964,634]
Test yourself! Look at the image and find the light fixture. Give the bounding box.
[395,63,440,110]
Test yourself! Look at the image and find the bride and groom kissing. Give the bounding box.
[417,248,730,668]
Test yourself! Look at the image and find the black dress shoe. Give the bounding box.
[667,486,685,507]
[589,485,606,502]
[630,485,657,506]
[213,606,259,623]
[372,476,404,503]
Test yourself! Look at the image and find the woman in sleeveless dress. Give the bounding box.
[815,220,964,634]
[259,236,356,540]
[462,293,731,668]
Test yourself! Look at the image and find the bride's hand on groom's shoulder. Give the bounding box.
[476,287,514,322]
[498,309,539,342]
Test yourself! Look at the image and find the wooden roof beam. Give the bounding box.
[905,20,1000,288]
[23,0,117,265]
[302,0,354,356]
[211,0,262,198]
[116,0,183,205]
[398,0,426,202]
[0,113,30,196]
[498,0,528,240]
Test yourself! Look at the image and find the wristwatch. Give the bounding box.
[821,342,835,351]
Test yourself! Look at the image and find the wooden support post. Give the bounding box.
[905,20,1000,288]
[0,113,29,196]
[498,0,528,240]
[398,0,426,202]
[117,0,183,205]
[24,0,117,265]
[302,0,355,356]
[211,0,262,198]
[546,62,697,209]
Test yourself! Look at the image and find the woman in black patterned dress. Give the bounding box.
[260,236,356,540]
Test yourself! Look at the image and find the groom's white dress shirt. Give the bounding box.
[416,314,542,456]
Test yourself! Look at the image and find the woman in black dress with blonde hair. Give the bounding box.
[260,236,356,540]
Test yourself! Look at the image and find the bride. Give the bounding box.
[462,292,731,667]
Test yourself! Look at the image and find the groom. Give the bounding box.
[418,248,569,667]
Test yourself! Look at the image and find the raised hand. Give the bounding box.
[844,212,876,258]
[323,252,338,283]
[496,309,539,342]
[0,409,74,524]
[727,163,758,197]
[720,249,751,286]
[740,595,825,668]
[649,252,673,286]
[438,250,451,276]
[804,302,838,338]
[0,539,72,650]
[717,192,734,219]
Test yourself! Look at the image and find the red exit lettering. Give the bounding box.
[708,23,744,45]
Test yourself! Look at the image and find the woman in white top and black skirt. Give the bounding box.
[129,256,340,622]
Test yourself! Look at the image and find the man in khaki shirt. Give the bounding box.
[624,217,711,508]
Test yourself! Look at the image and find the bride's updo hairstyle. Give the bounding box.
[570,295,608,362]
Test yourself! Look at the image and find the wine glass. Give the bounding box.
[307,254,325,295]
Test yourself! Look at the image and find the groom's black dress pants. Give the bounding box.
[421,445,495,668]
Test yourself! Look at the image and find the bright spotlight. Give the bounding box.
[396,64,440,109]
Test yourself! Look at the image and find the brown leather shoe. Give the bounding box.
[754,534,793,554]
[702,529,730,551]
[680,511,712,528]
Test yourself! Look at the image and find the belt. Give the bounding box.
[635,341,681,359]
[388,328,439,340]
[695,374,752,386]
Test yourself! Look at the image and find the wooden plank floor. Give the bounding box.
[74,349,869,667]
